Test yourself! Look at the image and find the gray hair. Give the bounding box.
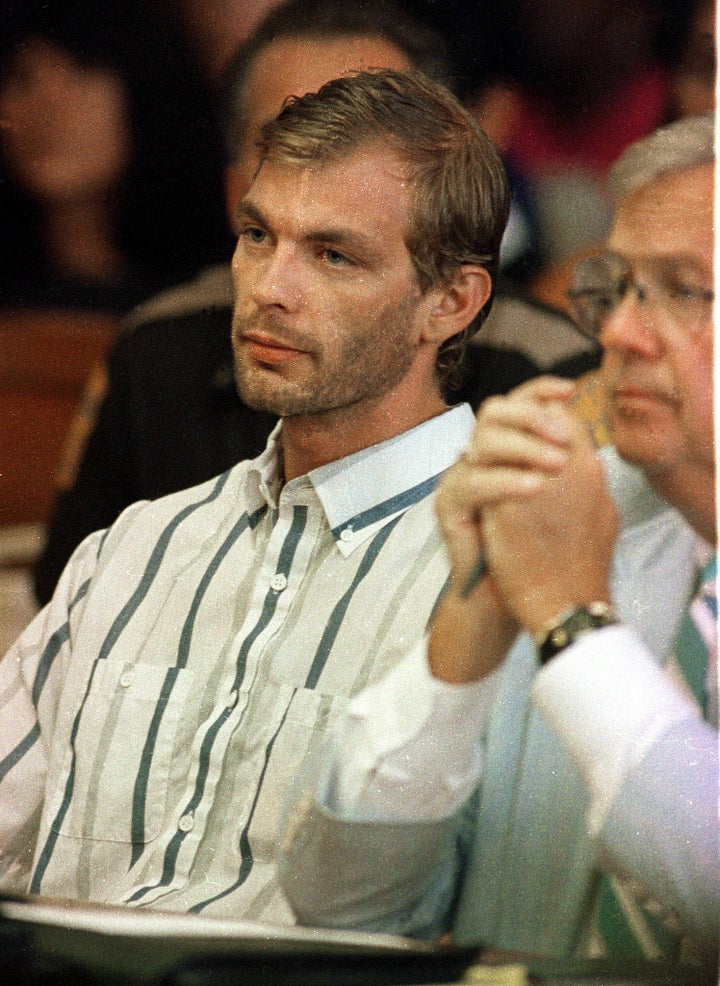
[608,113,715,200]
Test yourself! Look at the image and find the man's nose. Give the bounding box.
[250,243,304,311]
[599,290,663,359]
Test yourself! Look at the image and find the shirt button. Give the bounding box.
[226,690,238,710]
[339,527,354,543]
[270,573,288,591]
[178,813,195,833]
[119,670,134,688]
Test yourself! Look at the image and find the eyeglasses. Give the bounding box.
[567,250,714,341]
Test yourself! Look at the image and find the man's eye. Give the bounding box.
[323,247,350,267]
[569,287,618,314]
[241,226,267,245]
[665,279,714,304]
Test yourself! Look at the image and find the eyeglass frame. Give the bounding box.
[567,249,714,343]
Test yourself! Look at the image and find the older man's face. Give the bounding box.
[599,162,714,483]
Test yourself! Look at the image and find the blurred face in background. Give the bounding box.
[0,39,130,205]
[224,33,413,220]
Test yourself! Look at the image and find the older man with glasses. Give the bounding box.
[280,114,717,969]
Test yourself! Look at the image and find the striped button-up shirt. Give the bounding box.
[0,405,474,922]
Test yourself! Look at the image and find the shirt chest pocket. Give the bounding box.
[235,682,349,865]
[253,681,348,802]
[48,661,194,844]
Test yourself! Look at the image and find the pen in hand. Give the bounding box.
[460,553,487,598]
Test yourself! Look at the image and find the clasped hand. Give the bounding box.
[437,376,619,644]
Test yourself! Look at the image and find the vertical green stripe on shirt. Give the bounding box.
[129,507,265,861]
[189,698,294,913]
[128,505,309,900]
[97,473,231,663]
[305,515,402,690]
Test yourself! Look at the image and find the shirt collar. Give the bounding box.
[245,405,475,554]
[316,404,475,555]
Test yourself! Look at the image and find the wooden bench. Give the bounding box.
[0,308,120,530]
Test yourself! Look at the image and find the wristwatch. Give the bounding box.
[534,601,619,665]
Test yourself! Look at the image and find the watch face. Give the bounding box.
[538,604,619,664]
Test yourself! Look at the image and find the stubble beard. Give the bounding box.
[232,297,421,419]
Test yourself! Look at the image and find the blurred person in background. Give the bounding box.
[524,0,716,311]
[474,0,670,270]
[423,0,713,288]
[0,0,230,315]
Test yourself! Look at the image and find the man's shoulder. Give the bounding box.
[109,265,234,370]
[124,264,233,330]
[106,312,233,412]
[98,465,251,557]
[476,293,597,370]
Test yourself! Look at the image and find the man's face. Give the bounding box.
[226,34,413,209]
[231,144,433,419]
[601,162,714,480]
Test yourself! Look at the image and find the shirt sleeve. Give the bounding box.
[0,530,103,892]
[327,639,500,821]
[530,623,704,834]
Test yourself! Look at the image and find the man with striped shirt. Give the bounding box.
[0,70,509,922]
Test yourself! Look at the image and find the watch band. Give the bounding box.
[535,601,619,665]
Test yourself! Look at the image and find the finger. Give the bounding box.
[442,464,549,512]
[463,423,570,473]
[472,394,575,450]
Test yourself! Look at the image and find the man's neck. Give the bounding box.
[647,463,717,548]
[280,391,449,482]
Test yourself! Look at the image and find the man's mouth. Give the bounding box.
[612,385,678,410]
[242,332,306,365]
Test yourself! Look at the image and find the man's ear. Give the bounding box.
[421,265,493,345]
